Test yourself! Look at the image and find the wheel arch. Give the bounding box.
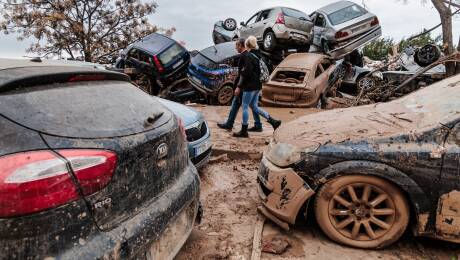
[313,160,429,217]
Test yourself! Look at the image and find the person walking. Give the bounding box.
[217,38,263,132]
[233,36,281,138]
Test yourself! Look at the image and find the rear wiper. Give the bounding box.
[144,112,164,127]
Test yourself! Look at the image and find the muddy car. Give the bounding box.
[257,74,460,248]
[188,42,240,105]
[261,53,335,108]
[114,33,190,95]
[310,1,382,59]
[0,59,200,259]
[213,18,238,45]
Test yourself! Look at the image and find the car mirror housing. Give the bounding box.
[240,22,246,27]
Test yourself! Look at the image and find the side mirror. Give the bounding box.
[240,21,246,27]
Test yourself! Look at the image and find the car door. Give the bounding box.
[311,12,328,47]
[251,9,275,41]
[240,12,261,39]
[282,8,314,34]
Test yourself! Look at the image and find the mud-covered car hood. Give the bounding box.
[273,75,460,150]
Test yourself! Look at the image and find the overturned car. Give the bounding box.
[258,74,460,248]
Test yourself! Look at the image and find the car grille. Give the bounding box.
[186,121,208,142]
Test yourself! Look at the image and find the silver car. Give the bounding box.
[236,7,314,52]
[310,1,382,59]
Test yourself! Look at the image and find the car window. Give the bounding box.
[158,44,183,65]
[283,8,309,19]
[138,51,151,63]
[315,14,326,27]
[447,123,460,145]
[315,65,324,78]
[328,4,367,26]
[246,13,259,25]
[127,48,139,59]
[321,60,333,70]
[257,10,271,22]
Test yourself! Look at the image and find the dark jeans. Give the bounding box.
[225,94,262,127]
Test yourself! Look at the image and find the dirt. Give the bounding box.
[175,106,460,260]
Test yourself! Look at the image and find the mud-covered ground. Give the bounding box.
[176,106,460,260]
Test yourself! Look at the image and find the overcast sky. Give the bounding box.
[0,0,459,58]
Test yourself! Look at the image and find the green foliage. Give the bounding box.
[399,31,442,50]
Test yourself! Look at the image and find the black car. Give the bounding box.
[188,42,240,105]
[257,74,460,249]
[115,33,190,96]
[0,59,201,259]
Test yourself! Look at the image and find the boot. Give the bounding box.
[268,116,282,130]
[217,122,233,131]
[233,125,249,138]
[248,124,263,132]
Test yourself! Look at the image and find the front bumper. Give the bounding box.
[257,157,315,226]
[188,75,216,96]
[188,129,212,168]
[2,164,201,260]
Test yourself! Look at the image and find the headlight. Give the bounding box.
[266,142,320,168]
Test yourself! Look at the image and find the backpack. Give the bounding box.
[249,52,270,83]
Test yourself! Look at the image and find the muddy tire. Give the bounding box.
[314,175,409,249]
[215,85,234,106]
[223,18,237,31]
[414,44,441,67]
[263,31,277,52]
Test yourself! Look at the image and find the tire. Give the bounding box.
[314,175,409,249]
[414,44,441,67]
[215,85,234,106]
[223,18,237,31]
[263,31,277,52]
[357,76,377,93]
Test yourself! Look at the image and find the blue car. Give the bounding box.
[156,98,212,168]
[188,42,240,106]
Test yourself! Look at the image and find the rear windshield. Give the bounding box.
[328,4,367,26]
[159,44,184,65]
[273,70,308,84]
[283,8,309,20]
[192,42,238,69]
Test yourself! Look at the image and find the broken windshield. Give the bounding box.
[192,42,238,69]
[328,4,367,26]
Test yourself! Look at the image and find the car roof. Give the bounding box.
[277,53,327,69]
[130,33,175,55]
[0,58,129,93]
[317,0,356,14]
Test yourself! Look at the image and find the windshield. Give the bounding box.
[159,44,183,65]
[328,4,367,26]
[192,53,219,69]
[192,42,238,69]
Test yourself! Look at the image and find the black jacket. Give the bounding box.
[237,50,261,91]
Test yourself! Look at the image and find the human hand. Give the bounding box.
[234,87,241,96]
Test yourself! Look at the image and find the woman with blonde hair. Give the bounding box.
[233,36,281,138]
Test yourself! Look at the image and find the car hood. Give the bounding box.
[274,102,422,150]
[155,97,203,126]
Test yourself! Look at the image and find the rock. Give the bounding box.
[209,154,229,164]
[289,110,295,114]
[262,234,291,255]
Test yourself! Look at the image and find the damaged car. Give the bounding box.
[261,53,336,108]
[310,0,382,59]
[213,18,238,45]
[258,73,460,248]
[0,59,201,259]
[114,33,191,96]
[188,42,240,105]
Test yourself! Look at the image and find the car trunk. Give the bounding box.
[0,80,190,230]
[335,13,376,43]
[263,69,309,103]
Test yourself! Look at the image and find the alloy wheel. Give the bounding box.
[217,86,234,105]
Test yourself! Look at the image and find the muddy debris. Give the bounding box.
[208,154,230,164]
[262,234,291,254]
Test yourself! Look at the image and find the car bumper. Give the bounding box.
[188,75,216,96]
[3,164,201,260]
[257,156,315,227]
[273,24,311,45]
[188,125,212,168]
[329,26,382,59]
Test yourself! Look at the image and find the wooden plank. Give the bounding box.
[251,215,266,260]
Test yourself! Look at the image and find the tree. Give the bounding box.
[363,38,395,60]
[0,0,170,62]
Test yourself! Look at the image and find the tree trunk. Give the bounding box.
[431,0,456,76]
[457,35,460,74]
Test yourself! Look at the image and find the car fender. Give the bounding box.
[315,160,429,216]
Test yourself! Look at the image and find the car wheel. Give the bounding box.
[414,44,441,67]
[357,76,377,93]
[314,175,409,249]
[223,18,237,31]
[216,85,234,105]
[263,32,277,52]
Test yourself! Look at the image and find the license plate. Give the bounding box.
[147,203,196,260]
[352,24,368,33]
[172,59,184,69]
[195,139,211,156]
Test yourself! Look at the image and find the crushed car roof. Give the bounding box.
[317,0,355,14]
[277,53,328,69]
[0,58,129,93]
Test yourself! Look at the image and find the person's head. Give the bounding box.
[245,36,259,50]
[235,38,246,53]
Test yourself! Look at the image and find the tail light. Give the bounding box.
[177,116,187,141]
[153,55,165,73]
[335,31,349,39]
[0,150,117,218]
[370,17,379,26]
[275,13,285,24]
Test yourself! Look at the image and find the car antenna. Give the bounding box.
[213,45,218,54]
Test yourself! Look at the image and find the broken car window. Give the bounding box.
[328,4,367,26]
[257,10,272,22]
[246,13,259,25]
[315,14,326,27]
[158,44,183,65]
[273,70,307,84]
